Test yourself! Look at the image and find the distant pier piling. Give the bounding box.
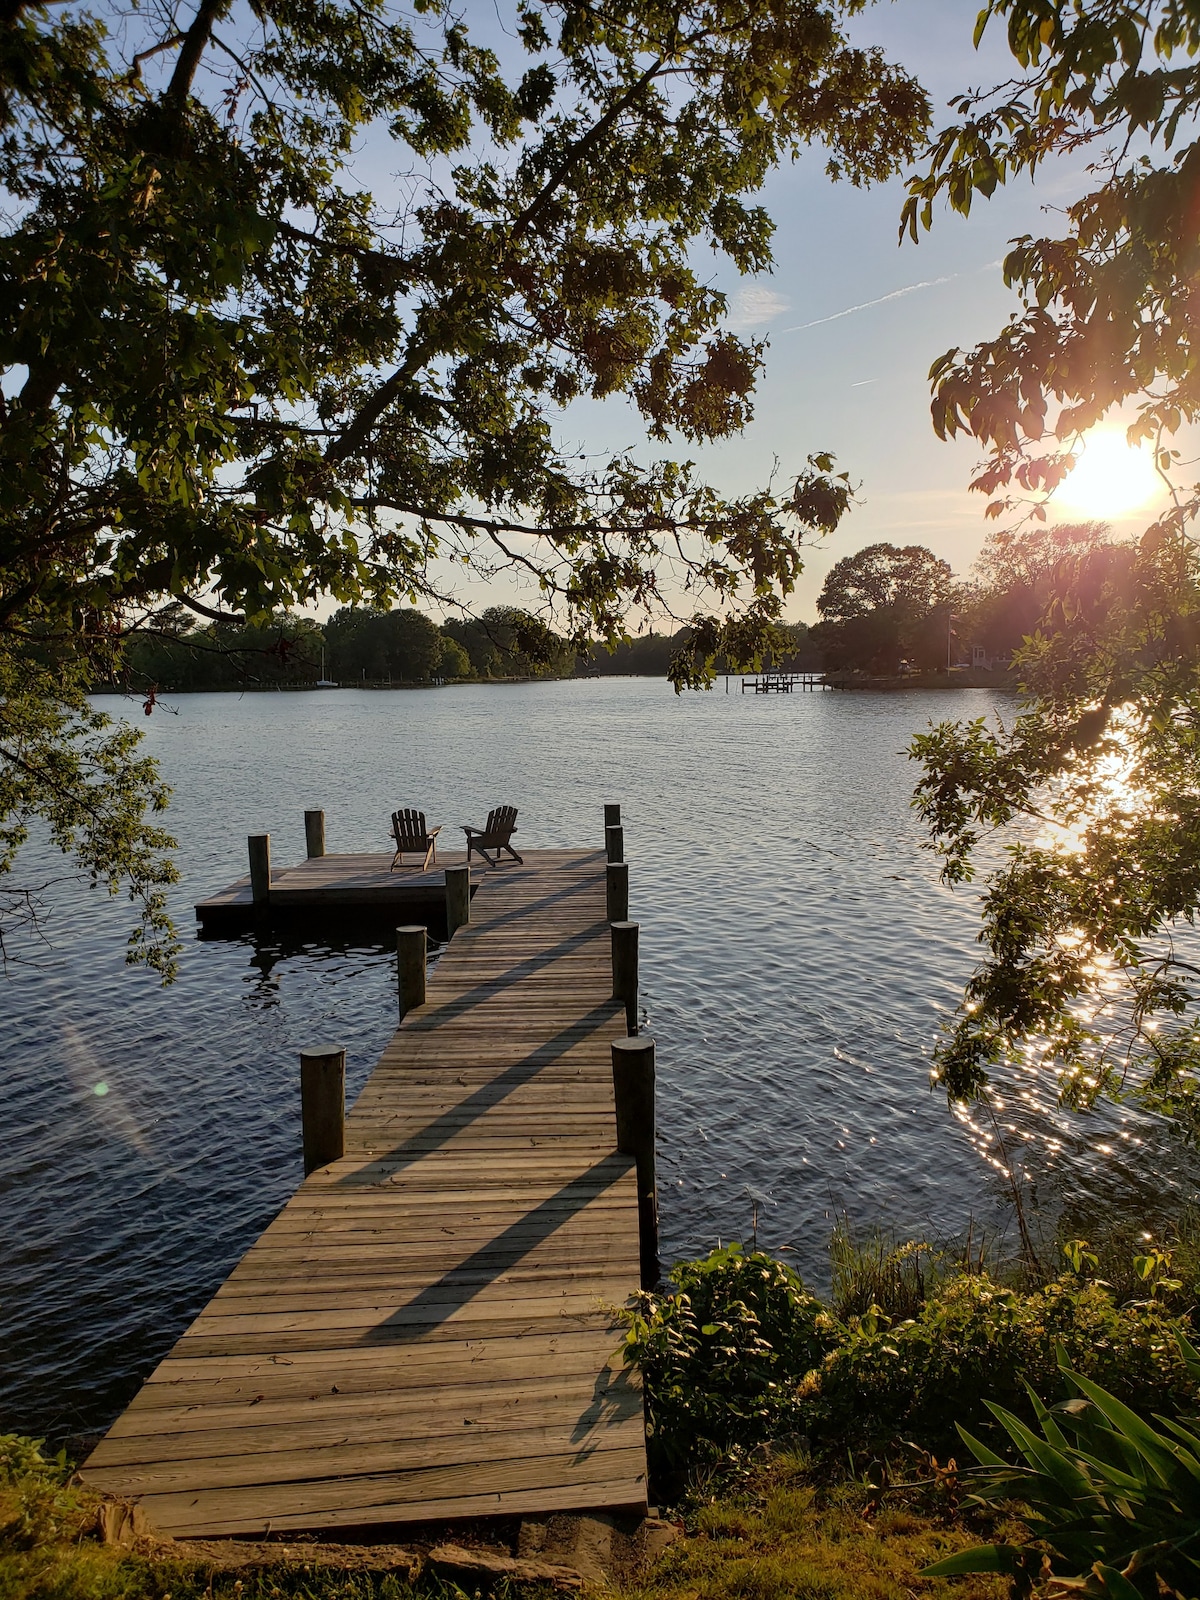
[397,925,427,1017]
[606,861,629,924]
[445,864,471,938]
[611,920,638,1035]
[304,810,326,858]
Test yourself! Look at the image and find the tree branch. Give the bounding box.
[326,46,676,467]
[176,592,246,624]
[164,0,228,107]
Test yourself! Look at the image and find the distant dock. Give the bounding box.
[740,671,829,693]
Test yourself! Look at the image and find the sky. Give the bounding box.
[7,1,1178,631]
[547,0,1176,624]
[286,1,1181,627]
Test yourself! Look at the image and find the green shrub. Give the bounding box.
[620,1244,840,1473]
[811,1273,1194,1453]
[620,1245,1197,1476]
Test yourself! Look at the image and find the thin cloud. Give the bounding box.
[726,286,791,331]
[783,274,957,332]
[784,259,1004,334]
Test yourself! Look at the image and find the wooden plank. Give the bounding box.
[134,1451,648,1537]
[104,1366,636,1441]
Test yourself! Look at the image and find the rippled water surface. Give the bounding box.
[3,679,1195,1445]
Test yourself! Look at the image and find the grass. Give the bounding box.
[1,1434,1016,1600]
[0,1436,419,1600]
[617,1454,1013,1600]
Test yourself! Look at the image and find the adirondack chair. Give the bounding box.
[461,805,523,866]
[390,809,441,872]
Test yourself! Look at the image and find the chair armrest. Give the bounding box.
[428,824,442,838]
[461,825,479,837]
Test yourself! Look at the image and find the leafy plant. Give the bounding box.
[923,1343,1200,1599]
[620,1244,1198,1478]
[0,1434,77,1548]
[811,1270,1194,1460]
[904,0,1200,1142]
[619,1244,840,1474]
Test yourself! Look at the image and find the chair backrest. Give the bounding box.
[392,808,428,846]
[485,805,517,840]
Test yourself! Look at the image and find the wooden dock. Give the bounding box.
[82,848,647,1536]
[740,672,828,693]
[195,850,482,933]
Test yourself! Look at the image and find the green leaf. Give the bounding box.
[921,1545,1022,1577]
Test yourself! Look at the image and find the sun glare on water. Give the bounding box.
[1054,429,1162,518]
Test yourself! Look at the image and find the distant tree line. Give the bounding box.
[120,605,580,692]
[807,523,1121,676]
[118,528,1117,692]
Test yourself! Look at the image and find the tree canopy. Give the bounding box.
[906,0,1200,1142]
[0,0,929,973]
[814,541,956,673]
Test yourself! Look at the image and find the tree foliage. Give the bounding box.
[814,541,957,673]
[0,0,930,971]
[325,607,449,685]
[904,1,1200,1139]
[962,519,1119,661]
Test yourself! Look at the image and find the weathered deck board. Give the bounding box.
[82,849,646,1536]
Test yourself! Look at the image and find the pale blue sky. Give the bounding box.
[558,0,1172,621]
[340,2,1177,625]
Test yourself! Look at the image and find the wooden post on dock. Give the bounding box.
[605,824,624,864]
[248,834,271,907]
[611,1036,659,1289]
[300,1045,345,1176]
[304,810,326,858]
[611,919,638,1035]
[445,864,471,938]
[606,861,629,924]
[397,925,427,1017]
[604,803,621,829]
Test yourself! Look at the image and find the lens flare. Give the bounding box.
[1055,429,1162,518]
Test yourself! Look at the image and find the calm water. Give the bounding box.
[2,679,1194,1447]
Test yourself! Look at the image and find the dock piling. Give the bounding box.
[605,824,624,864]
[611,1036,659,1288]
[304,810,326,858]
[610,919,639,1034]
[299,1045,345,1176]
[247,834,271,907]
[603,802,621,829]
[396,925,427,1017]
[445,864,471,938]
[606,860,629,924]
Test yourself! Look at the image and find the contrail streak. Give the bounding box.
[783,273,958,332]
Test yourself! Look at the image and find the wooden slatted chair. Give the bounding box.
[461,805,523,866]
[390,809,441,872]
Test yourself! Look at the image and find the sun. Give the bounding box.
[1054,429,1163,518]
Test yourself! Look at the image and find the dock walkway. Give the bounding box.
[82,849,646,1536]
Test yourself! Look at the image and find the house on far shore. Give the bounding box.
[955,643,1011,672]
